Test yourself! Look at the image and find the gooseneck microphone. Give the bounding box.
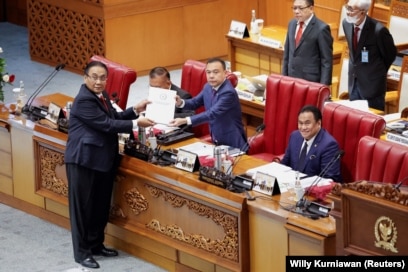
[296,149,345,212]
[22,63,65,118]
[226,123,266,193]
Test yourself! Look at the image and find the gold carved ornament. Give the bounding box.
[145,184,239,262]
[38,145,68,196]
[374,216,398,253]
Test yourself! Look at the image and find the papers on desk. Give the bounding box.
[178,143,244,158]
[246,162,332,192]
[326,100,370,112]
[145,87,176,124]
[178,142,214,157]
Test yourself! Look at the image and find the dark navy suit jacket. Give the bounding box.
[171,83,194,118]
[281,128,342,182]
[183,79,247,149]
[64,84,137,172]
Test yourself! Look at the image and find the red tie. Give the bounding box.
[100,96,108,110]
[295,22,304,47]
[353,26,360,51]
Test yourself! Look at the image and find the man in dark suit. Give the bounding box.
[281,105,342,182]
[283,0,333,86]
[342,0,397,111]
[65,61,155,269]
[169,58,247,149]
[149,66,194,118]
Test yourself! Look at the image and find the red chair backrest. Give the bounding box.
[323,103,386,183]
[355,136,408,185]
[261,74,330,156]
[90,55,137,110]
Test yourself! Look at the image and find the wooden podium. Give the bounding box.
[329,181,408,256]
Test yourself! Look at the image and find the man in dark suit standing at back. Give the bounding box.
[283,0,333,86]
[342,0,396,111]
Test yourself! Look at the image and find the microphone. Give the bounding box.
[227,123,266,193]
[22,63,65,118]
[393,175,408,192]
[296,149,345,215]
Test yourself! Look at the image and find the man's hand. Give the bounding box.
[169,118,187,127]
[133,99,151,114]
[138,117,155,127]
[175,95,183,107]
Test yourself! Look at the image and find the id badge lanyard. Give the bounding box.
[361,47,369,63]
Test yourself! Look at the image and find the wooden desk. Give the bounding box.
[0,94,338,271]
[239,99,264,136]
[227,25,344,97]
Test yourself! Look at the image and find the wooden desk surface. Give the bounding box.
[227,25,344,57]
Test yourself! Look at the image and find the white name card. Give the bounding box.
[258,36,282,48]
[227,20,249,39]
[236,89,254,101]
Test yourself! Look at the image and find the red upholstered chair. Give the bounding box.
[355,136,408,185]
[180,59,238,140]
[248,74,330,161]
[90,55,137,110]
[322,103,386,183]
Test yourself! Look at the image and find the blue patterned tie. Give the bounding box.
[298,142,308,171]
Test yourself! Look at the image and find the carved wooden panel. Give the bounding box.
[110,167,247,271]
[28,0,105,73]
[33,136,68,205]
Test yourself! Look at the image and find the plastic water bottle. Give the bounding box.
[19,81,24,94]
[294,171,304,201]
[250,10,258,35]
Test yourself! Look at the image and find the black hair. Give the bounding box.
[298,105,322,122]
[84,61,108,75]
[149,66,171,80]
[206,57,226,70]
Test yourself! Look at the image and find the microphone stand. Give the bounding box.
[227,123,266,192]
[198,124,266,191]
[21,63,65,119]
[296,150,344,210]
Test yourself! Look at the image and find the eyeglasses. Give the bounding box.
[86,74,107,82]
[292,5,311,11]
[344,5,362,13]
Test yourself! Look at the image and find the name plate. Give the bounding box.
[227,20,249,39]
[253,172,280,196]
[258,36,282,48]
[386,132,408,146]
[236,89,254,101]
[175,149,200,172]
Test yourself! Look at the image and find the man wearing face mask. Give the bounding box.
[342,0,396,111]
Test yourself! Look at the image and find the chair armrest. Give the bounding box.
[247,133,266,155]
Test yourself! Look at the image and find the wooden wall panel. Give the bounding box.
[104,8,185,71]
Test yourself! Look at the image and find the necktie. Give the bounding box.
[297,142,308,171]
[353,26,360,51]
[295,22,304,47]
[100,96,108,110]
[211,88,217,104]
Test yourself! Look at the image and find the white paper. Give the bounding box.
[178,142,214,157]
[145,87,176,124]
